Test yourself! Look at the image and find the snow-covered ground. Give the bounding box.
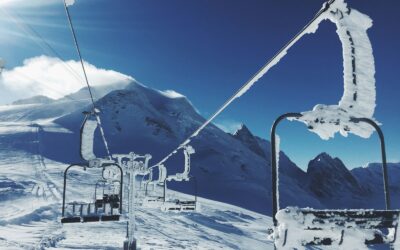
[0,121,273,249]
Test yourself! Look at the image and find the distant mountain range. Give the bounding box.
[1,80,399,215]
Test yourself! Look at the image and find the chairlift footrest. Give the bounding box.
[101,214,120,221]
[82,215,100,222]
[275,207,400,247]
[61,217,81,223]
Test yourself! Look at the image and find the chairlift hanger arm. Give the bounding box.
[166,145,195,182]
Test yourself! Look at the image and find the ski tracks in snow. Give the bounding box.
[30,124,62,202]
[0,122,65,249]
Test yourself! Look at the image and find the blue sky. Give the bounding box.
[0,0,399,169]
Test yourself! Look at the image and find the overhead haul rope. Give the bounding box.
[152,0,336,167]
[63,0,112,160]
[0,8,84,84]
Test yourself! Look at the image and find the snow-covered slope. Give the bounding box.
[352,162,400,209]
[0,122,272,249]
[59,82,130,103]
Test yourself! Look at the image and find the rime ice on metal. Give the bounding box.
[294,0,377,140]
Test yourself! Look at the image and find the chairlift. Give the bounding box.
[161,175,197,212]
[270,113,400,248]
[61,110,123,223]
[142,145,198,212]
[161,145,197,212]
[143,145,197,212]
[142,164,167,206]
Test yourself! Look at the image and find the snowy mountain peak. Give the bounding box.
[125,82,191,110]
[61,81,131,102]
[11,95,54,105]
[309,152,344,169]
[160,90,186,99]
[307,152,363,200]
[232,124,266,158]
[233,124,250,136]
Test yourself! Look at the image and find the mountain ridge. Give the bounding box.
[11,95,54,105]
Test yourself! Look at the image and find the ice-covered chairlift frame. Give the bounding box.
[61,163,123,223]
[162,145,197,211]
[144,145,194,190]
[282,0,378,140]
[161,175,198,212]
[61,111,123,223]
[113,152,152,176]
[143,146,198,211]
[270,113,398,247]
[144,164,167,196]
[166,145,195,182]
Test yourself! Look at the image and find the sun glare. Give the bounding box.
[0,0,16,7]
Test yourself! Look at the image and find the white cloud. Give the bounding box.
[65,0,75,7]
[160,90,185,99]
[0,55,134,103]
[0,0,59,8]
[214,119,243,134]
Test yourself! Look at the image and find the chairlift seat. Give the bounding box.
[162,199,197,212]
[276,207,400,246]
[61,214,120,223]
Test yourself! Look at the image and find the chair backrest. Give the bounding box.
[182,145,195,178]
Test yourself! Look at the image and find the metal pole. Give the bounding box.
[350,117,391,210]
[128,169,137,249]
[270,113,302,226]
[193,176,197,210]
[163,180,167,202]
[62,164,85,217]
